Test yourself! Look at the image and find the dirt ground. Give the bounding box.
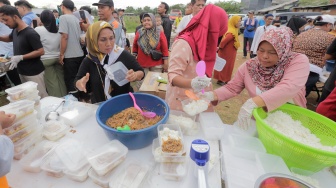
[212,35,318,125]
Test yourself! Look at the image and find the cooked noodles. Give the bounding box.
[106,107,162,130]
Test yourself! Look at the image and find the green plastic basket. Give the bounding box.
[253,103,336,172]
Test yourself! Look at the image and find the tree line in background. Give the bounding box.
[40,0,242,16]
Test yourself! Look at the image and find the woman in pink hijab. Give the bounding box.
[201,27,310,131]
[166,4,228,111]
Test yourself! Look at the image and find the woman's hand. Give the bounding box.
[0,111,16,130]
[191,76,211,93]
[76,73,90,93]
[163,59,168,72]
[126,69,138,82]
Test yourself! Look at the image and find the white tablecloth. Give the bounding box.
[7,96,222,188]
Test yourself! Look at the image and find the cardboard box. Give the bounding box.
[139,71,167,99]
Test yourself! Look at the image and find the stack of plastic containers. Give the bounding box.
[87,140,128,188]
[167,110,199,136]
[5,81,41,118]
[152,124,188,181]
[220,131,291,188]
[199,112,226,140]
[0,100,42,160]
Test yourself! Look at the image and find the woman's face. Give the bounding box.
[142,16,153,29]
[257,41,279,68]
[235,19,241,28]
[98,28,115,54]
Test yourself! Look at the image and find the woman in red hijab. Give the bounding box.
[166,4,228,111]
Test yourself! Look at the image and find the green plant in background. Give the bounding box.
[299,0,328,6]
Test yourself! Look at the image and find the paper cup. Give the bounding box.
[214,54,226,71]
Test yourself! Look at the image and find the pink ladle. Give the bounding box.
[128,92,156,118]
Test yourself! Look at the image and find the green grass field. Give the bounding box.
[94,16,140,33]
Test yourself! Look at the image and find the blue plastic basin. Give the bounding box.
[96,93,170,150]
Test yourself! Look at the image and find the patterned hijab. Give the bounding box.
[223,15,241,49]
[137,13,160,55]
[246,27,300,92]
[177,4,228,76]
[86,21,114,64]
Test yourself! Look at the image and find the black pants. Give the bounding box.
[63,56,84,98]
[305,72,320,97]
[243,37,254,58]
[0,68,22,90]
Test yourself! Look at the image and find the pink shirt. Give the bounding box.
[214,54,310,112]
[166,39,213,111]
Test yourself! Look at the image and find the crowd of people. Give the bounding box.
[1,0,336,185]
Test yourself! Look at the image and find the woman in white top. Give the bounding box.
[35,10,67,97]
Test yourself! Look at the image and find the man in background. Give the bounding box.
[157,2,171,48]
[0,5,48,98]
[14,0,37,26]
[52,9,60,26]
[176,0,206,34]
[118,8,125,29]
[93,0,123,46]
[0,0,21,90]
[59,0,84,99]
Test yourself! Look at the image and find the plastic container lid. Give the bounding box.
[60,105,92,127]
[167,110,199,135]
[199,112,226,140]
[41,149,65,178]
[64,163,91,182]
[157,124,184,155]
[43,120,68,141]
[109,61,129,86]
[88,168,114,188]
[55,139,88,172]
[214,54,227,71]
[109,160,150,188]
[0,100,35,122]
[5,81,38,100]
[160,161,188,181]
[6,90,39,102]
[19,140,58,173]
[228,134,266,153]
[87,140,128,176]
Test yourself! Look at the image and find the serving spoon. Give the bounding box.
[128,92,156,118]
[45,100,65,122]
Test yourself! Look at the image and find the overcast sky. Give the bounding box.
[9,0,219,9]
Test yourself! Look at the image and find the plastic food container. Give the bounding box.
[181,98,209,116]
[14,143,35,160]
[199,112,226,140]
[0,58,10,73]
[228,134,266,153]
[55,139,88,172]
[6,91,39,103]
[0,100,35,122]
[5,81,38,101]
[157,124,184,155]
[64,163,91,182]
[3,111,37,136]
[160,161,188,181]
[109,160,150,188]
[8,118,39,143]
[87,140,128,176]
[88,168,114,188]
[167,110,199,135]
[19,140,57,173]
[41,150,65,178]
[152,138,187,163]
[14,127,43,157]
[109,61,129,86]
[43,120,68,141]
[60,105,92,127]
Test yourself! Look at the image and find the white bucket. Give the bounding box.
[214,54,226,71]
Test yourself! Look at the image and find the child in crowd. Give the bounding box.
[155,14,164,31]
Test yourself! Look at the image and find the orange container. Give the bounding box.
[0,176,9,188]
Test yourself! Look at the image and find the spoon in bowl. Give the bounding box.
[128,92,156,118]
[45,100,65,122]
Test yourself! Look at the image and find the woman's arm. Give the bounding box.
[160,31,169,72]
[132,32,139,55]
[74,58,91,92]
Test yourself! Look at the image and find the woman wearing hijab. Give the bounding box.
[75,21,144,103]
[214,15,241,86]
[132,13,169,73]
[35,10,67,97]
[200,27,309,132]
[286,17,307,36]
[166,4,228,111]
